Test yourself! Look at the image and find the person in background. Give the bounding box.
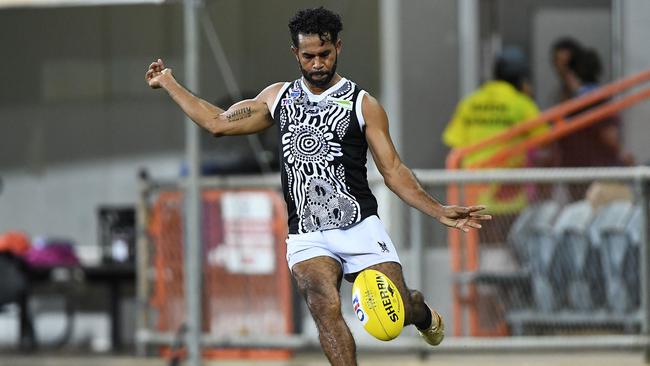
[558,47,633,168]
[550,37,584,104]
[557,47,634,200]
[443,47,548,219]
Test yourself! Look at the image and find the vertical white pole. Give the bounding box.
[379,0,402,152]
[379,0,404,245]
[611,0,624,81]
[184,0,202,364]
[409,209,424,289]
[458,0,480,98]
[638,177,650,361]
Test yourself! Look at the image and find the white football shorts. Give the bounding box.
[285,215,401,275]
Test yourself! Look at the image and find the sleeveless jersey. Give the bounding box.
[271,77,378,234]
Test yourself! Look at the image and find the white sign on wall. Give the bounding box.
[207,192,275,275]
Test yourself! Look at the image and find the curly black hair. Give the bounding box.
[569,47,602,84]
[288,7,343,47]
[551,37,582,55]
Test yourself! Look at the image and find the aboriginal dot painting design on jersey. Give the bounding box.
[278,79,361,233]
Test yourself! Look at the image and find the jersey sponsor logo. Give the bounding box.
[331,98,353,110]
[281,98,293,106]
[290,90,301,98]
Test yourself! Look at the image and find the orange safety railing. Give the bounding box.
[445,68,650,337]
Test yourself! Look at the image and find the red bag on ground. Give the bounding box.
[0,231,31,257]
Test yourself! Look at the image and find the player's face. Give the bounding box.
[292,33,341,89]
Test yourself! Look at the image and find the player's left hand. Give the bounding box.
[438,205,491,233]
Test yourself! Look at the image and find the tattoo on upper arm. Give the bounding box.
[224,106,252,122]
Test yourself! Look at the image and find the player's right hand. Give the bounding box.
[145,58,172,89]
[437,205,491,233]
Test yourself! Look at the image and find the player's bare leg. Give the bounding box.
[292,256,357,366]
[353,261,444,345]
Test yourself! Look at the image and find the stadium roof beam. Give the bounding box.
[0,0,163,8]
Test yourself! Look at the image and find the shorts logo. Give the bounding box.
[378,241,389,253]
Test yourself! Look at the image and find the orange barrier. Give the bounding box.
[148,189,292,360]
[445,68,650,337]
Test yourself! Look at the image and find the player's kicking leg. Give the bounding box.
[360,261,445,346]
[292,256,358,366]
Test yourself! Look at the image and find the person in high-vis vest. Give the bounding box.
[443,47,548,215]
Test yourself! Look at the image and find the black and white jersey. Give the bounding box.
[271,77,378,234]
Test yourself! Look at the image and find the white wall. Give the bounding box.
[0,152,180,247]
[400,0,459,169]
[0,98,186,248]
[532,8,612,110]
[622,0,650,165]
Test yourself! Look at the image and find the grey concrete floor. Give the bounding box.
[0,352,648,366]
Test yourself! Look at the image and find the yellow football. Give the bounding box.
[351,269,405,341]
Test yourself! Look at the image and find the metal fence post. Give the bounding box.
[410,208,424,291]
[135,170,150,356]
[183,0,202,363]
[639,176,650,362]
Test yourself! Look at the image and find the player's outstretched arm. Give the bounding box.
[363,94,491,232]
[145,58,280,136]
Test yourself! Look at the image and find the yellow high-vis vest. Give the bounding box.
[443,81,547,214]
